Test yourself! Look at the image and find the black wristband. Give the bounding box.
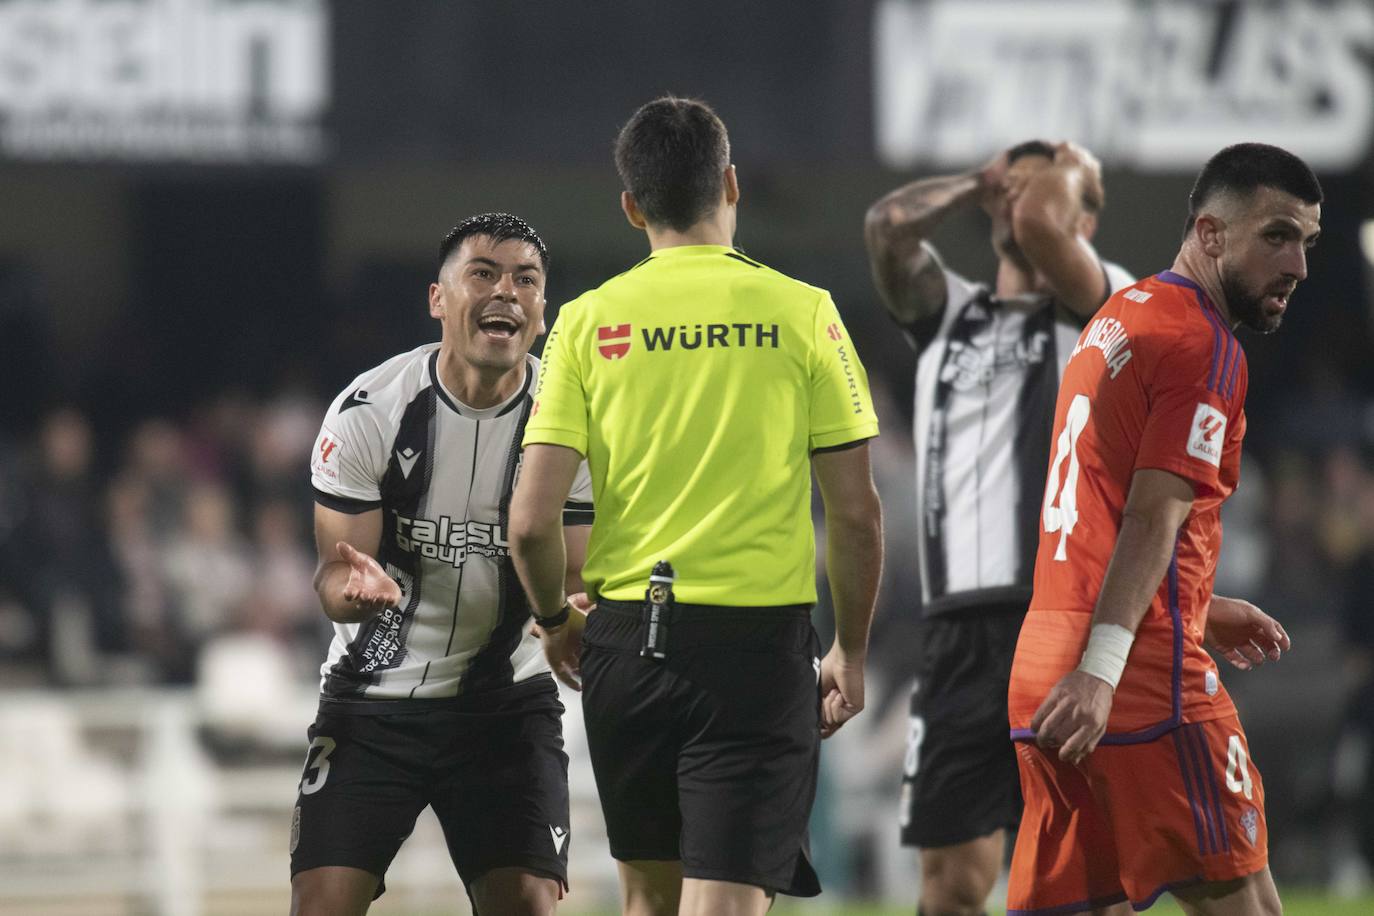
[532,601,571,630]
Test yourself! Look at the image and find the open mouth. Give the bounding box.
[477,315,520,339]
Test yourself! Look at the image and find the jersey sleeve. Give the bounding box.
[1133,323,1241,498]
[523,305,589,456]
[562,459,595,526]
[809,293,881,452]
[310,389,388,513]
[899,266,978,353]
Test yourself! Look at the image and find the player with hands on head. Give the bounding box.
[865,138,1130,916]
[1007,143,1321,916]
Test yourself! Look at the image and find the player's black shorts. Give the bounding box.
[289,674,569,898]
[900,602,1025,848]
[580,599,823,897]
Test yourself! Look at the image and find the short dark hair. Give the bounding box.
[1184,143,1323,238]
[1006,140,1055,165]
[614,96,731,232]
[1005,139,1103,213]
[438,212,549,273]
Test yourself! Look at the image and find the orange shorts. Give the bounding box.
[1007,715,1268,914]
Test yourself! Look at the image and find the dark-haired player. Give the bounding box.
[1007,143,1319,914]
[510,96,883,916]
[291,213,593,915]
[865,141,1131,915]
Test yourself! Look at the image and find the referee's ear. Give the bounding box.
[723,164,739,207]
[621,191,648,230]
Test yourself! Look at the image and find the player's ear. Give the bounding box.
[1076,210,1098,240]
[1195,213,1226,258]
[621,191,648,230]
[428,281,445,319]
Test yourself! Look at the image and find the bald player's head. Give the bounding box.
[1183,143,1322,240]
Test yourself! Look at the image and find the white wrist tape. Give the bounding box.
[1076,623,1135,689]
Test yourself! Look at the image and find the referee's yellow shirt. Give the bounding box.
[523,244,879,605]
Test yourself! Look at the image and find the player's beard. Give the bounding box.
[1220,268,1284,335]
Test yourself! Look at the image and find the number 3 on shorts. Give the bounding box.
[1042,394,1091,562]
[1225,734,1253,799]
[299,736,337,796]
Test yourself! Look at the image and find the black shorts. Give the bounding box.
[580,599,823,897]
[900,604,1025,848]
[289,674,569,897]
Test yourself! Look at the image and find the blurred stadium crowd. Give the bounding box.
[2,328,1374,891]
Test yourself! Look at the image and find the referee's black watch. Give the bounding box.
[531,601,571,631]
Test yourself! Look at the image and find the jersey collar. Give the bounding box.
[428,350,534,420]
[1157,270,1215,308]
[1156,270,1232,327]
[647,244,736,260]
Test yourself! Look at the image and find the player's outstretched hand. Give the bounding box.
[1030,670,1114,765]
[535,593,592,691]
[337,541,402,613]
[1205,595,1290,670]
[819,646,865,739]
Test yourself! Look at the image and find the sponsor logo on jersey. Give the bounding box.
[1240,806,1259,845]
[827,322,843,341]
[640,323,780,351]
[394,513,509,567]
[549,824,569,855]
[290,806,302,853]
[1187,403,1227,467]
[1123,288,1153,303]
[836,337,865,415]
[598,324,631,359]
[312,429,343,481]
[1071,316,1134,378]
[1205,669,1218,696]
[940,331,1051,391]
[359,605,407,672]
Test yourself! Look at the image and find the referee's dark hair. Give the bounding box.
[439,212,549,273]
[1184,143,1323,239]
[615,96,731,232]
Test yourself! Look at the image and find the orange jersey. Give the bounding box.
[1009,271,1247,740]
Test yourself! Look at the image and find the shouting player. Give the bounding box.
[292,213,593,916]
[1007,144,1320,915]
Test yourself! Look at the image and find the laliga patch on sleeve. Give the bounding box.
[311,427,344,482]
[1186,403,1226,467]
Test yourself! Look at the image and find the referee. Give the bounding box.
[510,96,883,916]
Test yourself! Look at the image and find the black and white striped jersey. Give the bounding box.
[309,344,593,701]
[910,263,1133,616]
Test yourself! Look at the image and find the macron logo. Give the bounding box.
[396,447,421,478]
[1186,403,1226,467]
[549,824,568,854]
